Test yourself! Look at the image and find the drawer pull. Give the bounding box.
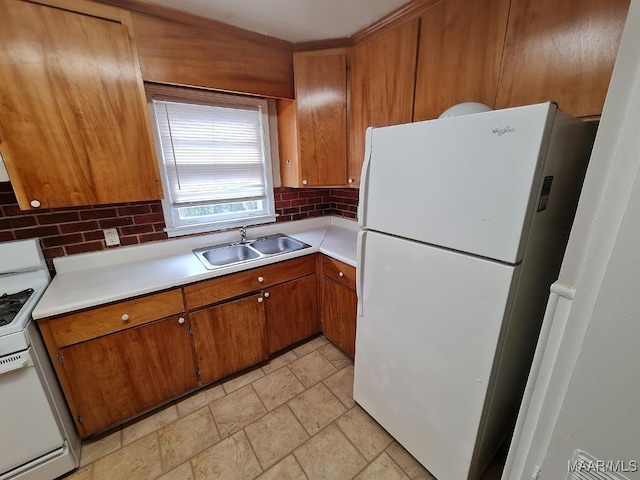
[264,292,270,298]
[339,272,344,277]
[258,297,264,303]
[121,314,130,322]
[257,276,264,283]
[178,317,185,325]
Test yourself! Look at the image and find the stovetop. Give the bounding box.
[0,288,35,328]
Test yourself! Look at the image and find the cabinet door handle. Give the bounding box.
[121,314,130,322]
[178,317,185,324]
[257,276,264,283]
[348,178,354,184]
[264,292,270,298]
[258,297,264,303]
[302,180,308,185]
[338,271,344,277]
[30,200,41,208]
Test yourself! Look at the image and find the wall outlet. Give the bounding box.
[103,228,120,246]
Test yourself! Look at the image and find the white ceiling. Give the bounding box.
[143,0,408,43]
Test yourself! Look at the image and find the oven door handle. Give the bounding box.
[0,348,34,375]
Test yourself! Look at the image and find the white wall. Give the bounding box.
[504,0,640,478]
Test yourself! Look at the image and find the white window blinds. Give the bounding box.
[153,99,268,206]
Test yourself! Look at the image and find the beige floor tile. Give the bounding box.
[289,350,337,388]
[318,343,352,369]
[323,365,355,408]
[255,454,307,480]
[209,384,267,437]
[64,464,93,480]
[221,366,265,394]
[92,434,161,480]
[244,404,309,469]
[176,383,225,418]
[157,462,194,480]
[252,366,305,411]
[288,382,347,436]
[292,336,328,357]
[191,430,262,480]
[79,430,121,467]
[354,452,410,480]
[158,407,221,472]
[336,406,393,461]
[122,405,178,446]
[294,423,367,480]
[261,350,298,375]
[385,442,436,480]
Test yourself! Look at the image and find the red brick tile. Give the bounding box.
[59,221,100,234]
[65,241,105,255]
[37,212,80,224]
[42,246,65,260]
[99,217,133,229]
[121,224,154,236]
[133,213,164,225]
[0,216,37,229]
[280,192,299,200]
[41,233,83,247]
[138,232,168,243]
[1,205,23,216]
[0,231,15,241]
[79,208,118,220]
[120,236,140,246]
[117,205,152,216]
[83,230,105,241]
[14,225,60,239]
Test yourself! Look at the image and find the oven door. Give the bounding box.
[0,348,65,477]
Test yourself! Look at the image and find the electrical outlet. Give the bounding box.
[103,228,120,246]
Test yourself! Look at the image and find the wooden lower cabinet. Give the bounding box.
[321,276,357,358]
[191,293,268,384]
[264,274,319,354]
[57,314,196,437]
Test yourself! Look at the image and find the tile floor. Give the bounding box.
[63,335,505,480]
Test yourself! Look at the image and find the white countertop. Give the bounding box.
[33,216,358,319]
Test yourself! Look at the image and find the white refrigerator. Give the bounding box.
[353,103,596,480]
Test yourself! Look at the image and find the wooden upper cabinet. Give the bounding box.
[413,0,510,121]
[0,0,162,210]
[349,19,419,187]
[496,0,630,117]
[278,49,348,187]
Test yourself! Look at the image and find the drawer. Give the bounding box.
[321,255,356,290]
[47,289,185,348]
[185,254,317,310]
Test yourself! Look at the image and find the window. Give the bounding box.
[148,86,276,237]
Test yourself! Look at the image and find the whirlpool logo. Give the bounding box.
[492,126,515,136]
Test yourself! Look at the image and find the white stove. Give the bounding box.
[0,239,80,480]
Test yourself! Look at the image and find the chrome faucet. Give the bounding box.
[240,225,247,243]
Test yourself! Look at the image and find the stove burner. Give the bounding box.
[0,288,34,327]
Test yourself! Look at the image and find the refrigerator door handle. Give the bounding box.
[356,229,367,316]
[357,127,374,228]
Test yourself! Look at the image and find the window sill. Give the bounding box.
[165,214,277,238]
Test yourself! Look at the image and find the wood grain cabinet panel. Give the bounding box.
[349,19,419,187]
[413,0,510,121]
[264,274,319,354]
[57,315,196,437]
[0,0,162,210]
[278,50,348,187]
[320,256,357,358]
[321,276,357,359]
[190,293,268,384]
[496,0,630,117]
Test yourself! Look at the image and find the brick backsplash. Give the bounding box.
[0,183,357,273]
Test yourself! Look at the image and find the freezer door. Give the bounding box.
[354,231,519,480]
[359,103,556,264]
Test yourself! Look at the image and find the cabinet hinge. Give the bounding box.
[77,414,83,424]
[56,353,63,365]
[195,367,200,377]
[188,324,193,335]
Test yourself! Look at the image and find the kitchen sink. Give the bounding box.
[251,235,307,255]
[193,234,310,269]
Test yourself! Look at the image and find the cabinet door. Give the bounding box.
[496,0,630,117]
[321,276,357,358]
[349,20,419,188]
[264,274,319,354]
[413,0,510,121]
[58,315,196,437]
[191,293,268,384]
[290,50,348,187]
[0,0,162,209]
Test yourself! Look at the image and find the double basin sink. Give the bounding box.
[193,233,311,270]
